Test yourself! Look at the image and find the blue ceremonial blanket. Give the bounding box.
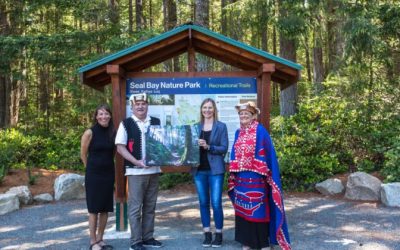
[229,123,291,250]
[229,171,270,222]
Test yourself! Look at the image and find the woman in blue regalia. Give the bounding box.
[228,101,291,250]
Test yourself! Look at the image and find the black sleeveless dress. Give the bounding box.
[85,123,115,213]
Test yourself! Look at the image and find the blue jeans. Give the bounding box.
[194,170,224,230]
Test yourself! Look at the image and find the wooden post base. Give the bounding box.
[115,201,128,231]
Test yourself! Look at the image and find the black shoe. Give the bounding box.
[129,242,146,250]
[211,233,222,248]
[142,238,163,248]
[202,232,212,247]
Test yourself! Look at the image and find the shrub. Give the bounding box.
[0,129,29,183]
[381,135,400,183]
[271,77,399,190]
[0,127,84,182]
[159,173,192,190]
[271,112,343,191]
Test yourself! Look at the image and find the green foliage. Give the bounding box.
[0,130,19,182]
[271,97,344,191]
[0,128,84,181]
[381,134,400,183]
[159,173,192,190]
[28,173,39,185]
[0,129,31,183]
[42,129,83,171]
[271,74,400,190]
[146,135,174,165]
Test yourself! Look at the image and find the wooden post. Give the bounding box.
[107,65,128,231]
[257,64,275,131]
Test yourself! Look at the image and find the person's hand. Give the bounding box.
[136,159,150,168]
[198,139,209,150]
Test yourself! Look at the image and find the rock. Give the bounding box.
[381,183,400,207]
[54,173,85,201]
[315,178,344,196]
[345,172,382,201]
[33,193,53,203]
[6,185,33,205]
[0,193,20,215]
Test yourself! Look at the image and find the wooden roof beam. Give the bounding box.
[124,43,188,71]
[112,32,189,66]
[193,40,259,69]
[193,31,299,77]
[134,48,187,72]
[83,65,107,79]
[127,71,257,78]
[192,32,266,62]
[195,47,256,70]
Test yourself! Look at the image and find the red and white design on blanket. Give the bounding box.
[229,120,269,176]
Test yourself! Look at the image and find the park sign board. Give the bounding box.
[126,77,257,166]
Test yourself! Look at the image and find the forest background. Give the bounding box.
[0,0,399,191]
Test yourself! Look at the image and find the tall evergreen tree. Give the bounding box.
[277,0,300,116]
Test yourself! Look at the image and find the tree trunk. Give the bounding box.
[194,0,209,71]
[194,0,209,28]
[136,0,145,30]
[260,8,268,51]
[278,0,298,117]
[326,0,344,74]
[168,0,179,71]
[228,0,241,40]
[163,0,179,72]
[129,0,133,33]
[163,0,171,71]
[313,45,325,93]
[272,0,278,104]
[221,0,227,35]
[149,0,153,28]
[304,35,312,82]
[10,77,22,127]
[390,49,400,81]
[0,1,10,128]
[310,6,325,94]
[0,0,24,128]
[39,66,50,131]
[0,77,11,128]
[166,0,177,31]
[272,23,277,55]
[163,0,167,30]
[279,37,298,116]
[109,0,120,29]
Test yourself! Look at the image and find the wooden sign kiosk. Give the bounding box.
[79,24,302,231]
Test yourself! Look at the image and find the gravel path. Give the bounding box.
[0,190,399,250]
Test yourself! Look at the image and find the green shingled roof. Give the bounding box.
[78,24,302,73]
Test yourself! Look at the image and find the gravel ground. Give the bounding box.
[0,190,399,250]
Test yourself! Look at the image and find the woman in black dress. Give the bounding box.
[81,104,115,250]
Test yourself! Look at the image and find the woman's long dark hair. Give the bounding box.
[92,104,114,140]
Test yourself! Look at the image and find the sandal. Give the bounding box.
[89,241,102,250]
[98,240,114,250]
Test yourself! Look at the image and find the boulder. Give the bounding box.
[381,183,400,207]
[0,193,20,215]
[6,185,33,205]
[345,172,382,201]
[315,178,344,196]
[54,173,85,201]
[33,193,53,204]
